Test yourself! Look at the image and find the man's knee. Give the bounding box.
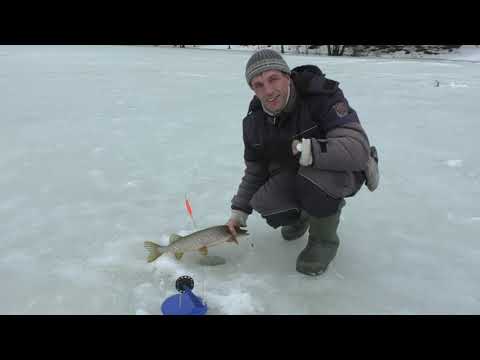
[295,175,344,218]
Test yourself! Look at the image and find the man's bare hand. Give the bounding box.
[226,218,240,240]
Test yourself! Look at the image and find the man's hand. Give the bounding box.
[226,218,240,240]
[292,139,302,156]
[226,209,249,240]
[294,138,313,167]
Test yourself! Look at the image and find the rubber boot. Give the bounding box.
[281,211,309,241]
[296,202,344,276]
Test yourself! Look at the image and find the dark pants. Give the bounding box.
[250,172,344,229]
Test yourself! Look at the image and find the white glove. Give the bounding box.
[296,138,313,167]
[365,146,380,192]
[229,209,248,227]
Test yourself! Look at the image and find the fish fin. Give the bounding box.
[199,246,208,256]
[174,252,184,260]
[144,241,165,263]
[169,234,183,245]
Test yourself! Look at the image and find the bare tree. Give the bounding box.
[331,45,342,56]
[324,45,350,56]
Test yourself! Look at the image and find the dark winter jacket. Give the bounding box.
[232,65,371,214]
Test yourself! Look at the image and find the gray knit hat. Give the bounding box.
[245,49,291,86]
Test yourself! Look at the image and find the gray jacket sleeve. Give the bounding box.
[231,160,269,214]
[310,122,371,172]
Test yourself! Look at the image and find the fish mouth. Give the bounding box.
[236,229,249,236]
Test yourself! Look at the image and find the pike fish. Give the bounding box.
[144,225,249,263]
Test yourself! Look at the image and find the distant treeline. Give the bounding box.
[168,45,466,56]
[260,45,464,56]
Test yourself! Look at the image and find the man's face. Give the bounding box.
[250,70,290,114]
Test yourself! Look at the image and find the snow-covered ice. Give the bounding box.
[1,45,480,314]
[446,160,463,168]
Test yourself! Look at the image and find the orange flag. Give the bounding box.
[185,198,193,217]
[184,194,197,228]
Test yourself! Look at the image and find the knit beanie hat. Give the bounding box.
[245,49,291,86]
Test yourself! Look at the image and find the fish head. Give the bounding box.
[234,227,249,238]
[223,226,249,244]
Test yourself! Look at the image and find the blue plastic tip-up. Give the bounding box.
[161,276,208,315]
[161,289,208,315]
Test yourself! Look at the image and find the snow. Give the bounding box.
[1,45,480,315]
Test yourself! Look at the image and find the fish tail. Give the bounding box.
[144,241,166,263]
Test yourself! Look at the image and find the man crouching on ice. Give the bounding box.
[226,49,379,276]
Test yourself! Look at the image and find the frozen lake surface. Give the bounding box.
[1,45,479,314]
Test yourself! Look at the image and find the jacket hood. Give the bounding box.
[290,65,339,96]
